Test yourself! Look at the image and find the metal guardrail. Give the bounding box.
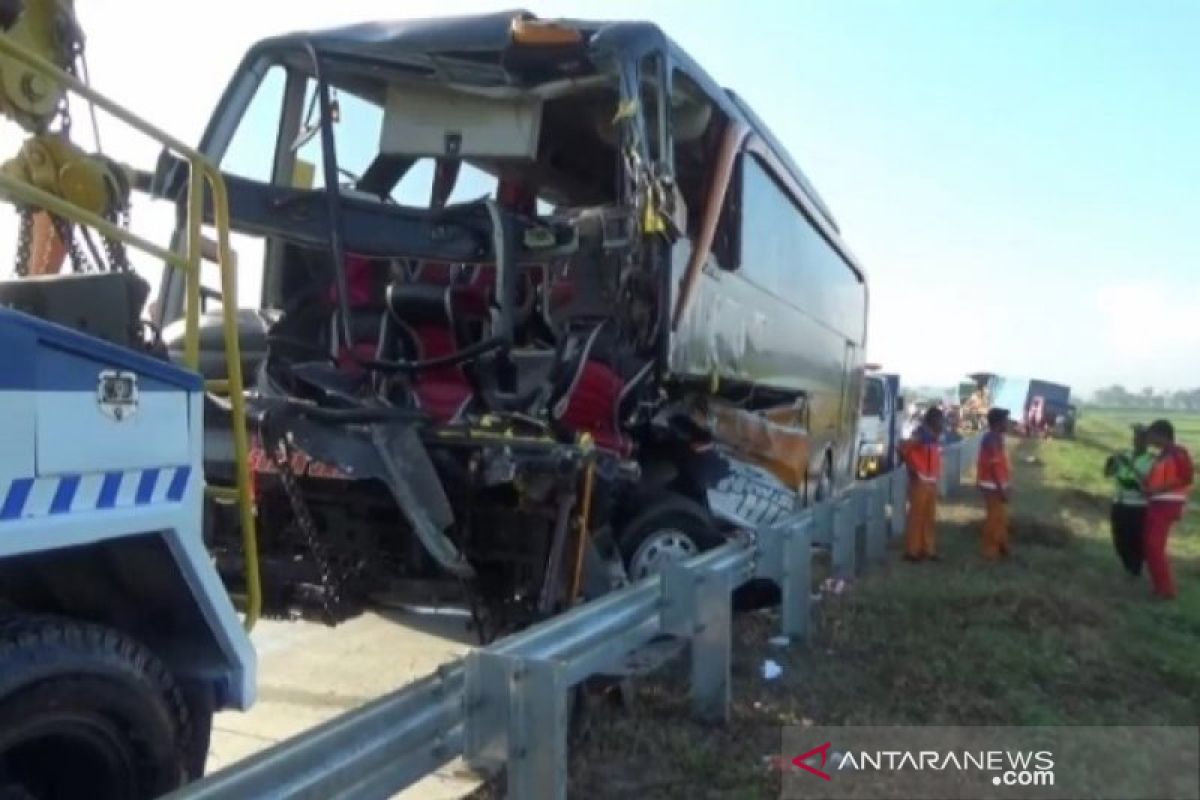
[171,435,982,800]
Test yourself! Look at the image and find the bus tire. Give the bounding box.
[618,494,722,580]
[0,615,195,800]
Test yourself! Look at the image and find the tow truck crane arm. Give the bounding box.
[0,0,130,274]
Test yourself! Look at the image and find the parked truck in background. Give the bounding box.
[987,375,1072,436]
[857,370,901,479]
[1028,379,1072,432]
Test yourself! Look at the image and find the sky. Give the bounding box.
[1,0,1197,395]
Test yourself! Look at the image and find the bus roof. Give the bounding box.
[253,10,840,232]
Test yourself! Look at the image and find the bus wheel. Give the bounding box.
[0,616,195,800]
[619,494,721,581]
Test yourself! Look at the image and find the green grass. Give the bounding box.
[475,412,1200,799]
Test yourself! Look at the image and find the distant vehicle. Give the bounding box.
[988,376,1071,435]
[857,371,901,478]
[1028,379,1072,429]
[959,372,1000,431]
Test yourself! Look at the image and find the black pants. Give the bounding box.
[1110,503,1145,576]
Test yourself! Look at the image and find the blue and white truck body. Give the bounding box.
[0,305,254,793]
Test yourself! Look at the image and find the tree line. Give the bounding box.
[1090,386,1200,411]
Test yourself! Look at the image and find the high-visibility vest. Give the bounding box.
[899,427,942,483]
[976,431,1011,491]
[1110,451,1154,506]
[1145,445,1194,504]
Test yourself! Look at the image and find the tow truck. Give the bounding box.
[0,2,256,796]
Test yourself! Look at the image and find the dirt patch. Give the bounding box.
[1012,517,1074,548]
[1063,486,1109,513]
[1008,591,1104,629]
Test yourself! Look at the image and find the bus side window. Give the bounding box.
[737,152,864,339]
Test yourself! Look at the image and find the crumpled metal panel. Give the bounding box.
[669,244,865,495]
[693,400,809,490]
[702,451,798,530]
[687,399,809,529]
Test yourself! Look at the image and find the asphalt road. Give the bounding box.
[207,608,481,799]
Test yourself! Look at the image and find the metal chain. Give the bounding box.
[49,213,90,272]
[102,207,132,272]
[11,36,133,278]
[14,208,32,276]
[269,431,344,625]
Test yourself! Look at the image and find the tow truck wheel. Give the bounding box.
[0,616,196,800]
[618,494,721,581]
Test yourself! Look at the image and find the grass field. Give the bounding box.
[533,411,1200,799]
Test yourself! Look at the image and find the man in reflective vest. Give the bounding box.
[1141,420,1194,599]
[899,407,945,561]
[1103,424,1154,577]
[977,408,1012,559]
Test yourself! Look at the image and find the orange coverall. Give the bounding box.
[976,430,1012,559]
[899,427,942,559]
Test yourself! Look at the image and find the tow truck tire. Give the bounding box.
[0,615,195,800]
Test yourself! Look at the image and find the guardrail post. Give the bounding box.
[855,488,872,576]
[661,560,697,638]
[865,480,888,566]
[661,561,731,721]
[962,436,979,478]
[692,568,733,721]
[780,514,813,640]
[811,499,835,547]
[508,657,569,800]
[890,469,908,541]
[464,650,513,771]
[940,444,964,498]
[467,651,570,800]
[831,495,857,580]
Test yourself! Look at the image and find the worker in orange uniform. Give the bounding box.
[1140,420,1194,600]
[899,407,945,561]
[977,408,1012,559]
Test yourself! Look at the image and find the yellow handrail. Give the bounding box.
[0,33,261,630]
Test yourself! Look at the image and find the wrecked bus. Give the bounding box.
[152,11,869,636]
